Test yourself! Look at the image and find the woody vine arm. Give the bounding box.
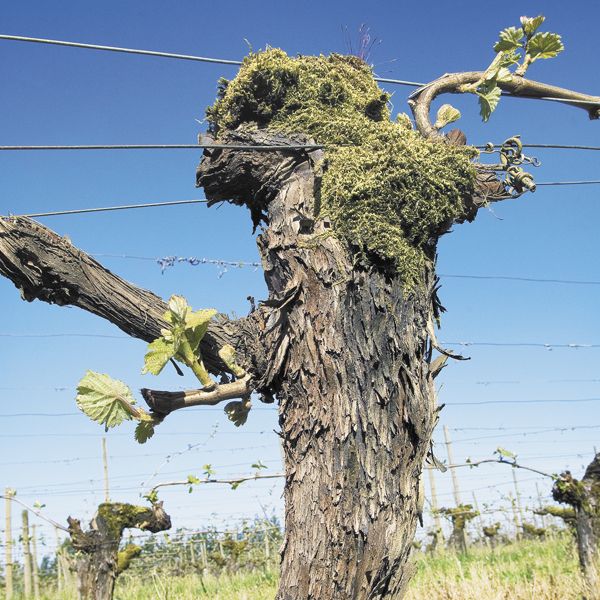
[0,216,269,437]
[409,72,600,140]
[0,217,262,376]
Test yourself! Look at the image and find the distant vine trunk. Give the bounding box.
[553,454,600,600]
[198,133,444,599]
[67,502,171,600]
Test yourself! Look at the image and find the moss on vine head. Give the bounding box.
[97,503,150,540]
[206,49,478,287]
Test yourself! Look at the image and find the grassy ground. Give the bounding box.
[16,534,586,599]
[114,535,584,600]
[115,569,278,600]
[405,535,585,600]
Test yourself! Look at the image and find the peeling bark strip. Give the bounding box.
[197,135,442,599]
[67,502,171,600]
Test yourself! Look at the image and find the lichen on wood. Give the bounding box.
[206,48,478,287]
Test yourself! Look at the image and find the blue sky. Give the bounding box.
[1,0,599,556]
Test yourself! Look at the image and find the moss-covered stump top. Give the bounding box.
[95,502,171,540]
[206,49,478,286]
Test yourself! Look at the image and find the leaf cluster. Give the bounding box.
[143,295,216,387]
[470,15,564,121]
[75,295,243,443]
[439,504,479,530]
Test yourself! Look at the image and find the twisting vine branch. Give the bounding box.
[409,72,600,139]
[147,471,284,498]
[441,456,554,479]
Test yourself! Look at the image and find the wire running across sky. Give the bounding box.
[1,33,599,109]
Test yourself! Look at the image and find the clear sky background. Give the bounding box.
[1,0,599,558]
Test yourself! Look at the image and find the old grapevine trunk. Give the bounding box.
[0,52,519,600]
[197,135,443,599]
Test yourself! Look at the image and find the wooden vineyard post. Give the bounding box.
[102,437,110,503]
[21,510,33,599]
[535,483,548,530]
[509,493,521,540]
[427,467,442,536]
[471,492,486,545]
[443,426,462,505]
[54,526,64,592]
[512,470,525,529]
[443,426,468,550]
[4,489,13,600]
[264,529,270,560]
[201,538,208,568]
[31,524,40,600]
[189,537,196,566]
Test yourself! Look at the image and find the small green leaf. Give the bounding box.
[184,309,217,352]
[527,32,564,60]
[202,464,215,478]
[520,15,545,37]
[251,461,267,470]
[230,480,243,490]
[477,84,502,122]
[218,344,246,377]
[495,446,517,460]
[144,489,159,504]
[497,50,521,69]
[134,421,155,444]
[224,399,251,427]
[185,308,217,330]
[493,27,524,52]
[76,371,138,430]
[33,501,46,509]
[168,295,189,322]
[142,337,176,376]
[187,474,201,485]
[434,104,461,130]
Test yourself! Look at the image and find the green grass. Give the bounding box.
[13,534,585,599]
[405,534,585,600]
[115,568,278,600]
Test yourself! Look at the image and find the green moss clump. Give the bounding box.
[97,503,150,540]
[116,544,142,574]
[206,49,478,287]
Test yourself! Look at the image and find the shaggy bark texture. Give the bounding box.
[197,131,446,599]
[0,128,495,599]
